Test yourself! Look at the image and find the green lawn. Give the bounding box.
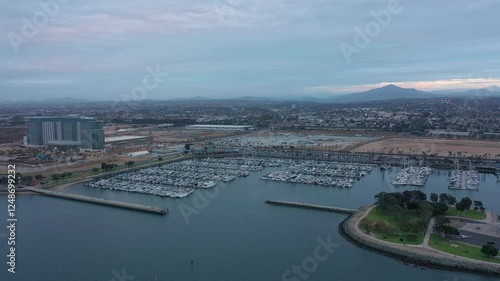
[364,207,403,225]
[362,208,425,245]
[376,233,425,245]
[445,207,487,220]
[428,234,500,263]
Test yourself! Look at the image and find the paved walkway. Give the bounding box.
[422,217,435,249]
[352,206,500,268]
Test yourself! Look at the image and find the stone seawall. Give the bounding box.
[339,206,500,276]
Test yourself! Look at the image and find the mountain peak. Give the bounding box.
[334,84,434,103]
[381,84,401,89]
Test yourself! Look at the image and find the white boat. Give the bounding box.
[201,181,217,188]
[222,176,236,182]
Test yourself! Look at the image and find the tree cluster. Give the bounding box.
[481,243,499,257]
[374,191,436,233]
[101,163,118,172]
[433,216,459,238]
[51,172,73,181]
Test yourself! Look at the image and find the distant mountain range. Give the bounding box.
[167,85,500,103]
[447,86,500,98]
[1,97,92,105]
[325,84,500,103]
[331,84,434,103]
[161,84,500,103]
[3,85,500,105]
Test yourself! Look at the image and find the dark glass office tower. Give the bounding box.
[25,116,104,150]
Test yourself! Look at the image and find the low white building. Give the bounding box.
[428,130,470,137]
[185,125,254,131]
[127,151,150,157]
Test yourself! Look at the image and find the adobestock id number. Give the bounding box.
[7,164,17,274]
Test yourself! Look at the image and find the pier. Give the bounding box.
[25,188,168,215]
[448,170,479,190]
[265,200,357,214]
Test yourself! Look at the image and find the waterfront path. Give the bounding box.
[422,217,436,249]
[350,205,500,270]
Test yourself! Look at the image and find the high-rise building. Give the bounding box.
[25,116,105,150]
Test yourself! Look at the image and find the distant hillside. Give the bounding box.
[333,84,436,103]
[2,97,91,105]
[42,97,91,104]
[449,87,500,98]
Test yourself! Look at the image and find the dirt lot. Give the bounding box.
[353,137,500,159]
[0,126,25,144]
[149,129,227,143]
[254,129,396,138]
[109,127,240,143]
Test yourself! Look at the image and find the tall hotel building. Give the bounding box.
[25,116,105,150]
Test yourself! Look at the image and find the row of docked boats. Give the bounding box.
[261,160,375,188]
[391,166,433,186]
[87,179,194,198]
[86,157,286,198]
[448,169,479,190]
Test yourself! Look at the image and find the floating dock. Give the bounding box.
[26,188,168,215]
[265,200,357,214]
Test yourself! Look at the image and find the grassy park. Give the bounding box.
[428,234,500,264]
[362,191,487,246]
[444,207,487,220]
[362,206,425,245]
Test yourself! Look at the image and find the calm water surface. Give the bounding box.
[1,167,499,281]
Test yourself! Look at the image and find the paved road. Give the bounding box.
[446,217,500,247]
[449,230,500,248]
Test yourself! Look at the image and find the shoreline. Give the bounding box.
[2,155,191,194]
[339,206,500,276]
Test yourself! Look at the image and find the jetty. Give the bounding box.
[265,200,357,214]
[25,188,168,215]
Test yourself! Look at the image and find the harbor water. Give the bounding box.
[1,166,499,281]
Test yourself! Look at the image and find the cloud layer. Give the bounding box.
[1,0,499,100]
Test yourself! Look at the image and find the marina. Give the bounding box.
[261,160,375,188]
[86,157,287,197]
[391,166,433,186]
[448,169,480,190]
[9,158,500,281]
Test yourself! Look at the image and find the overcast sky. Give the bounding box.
[1,0,499,101]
